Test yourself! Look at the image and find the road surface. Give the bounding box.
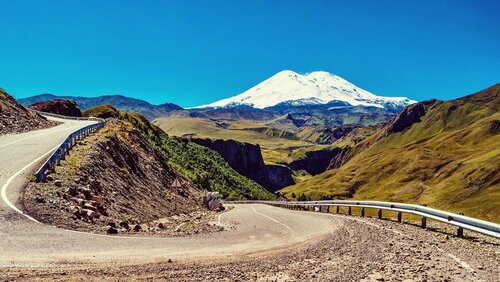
[0,118,337,266]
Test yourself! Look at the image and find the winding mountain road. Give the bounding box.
[0,118,336,267]
[0,118,498,281]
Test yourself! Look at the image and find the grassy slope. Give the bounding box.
[283,85,500,222]
[84,106,275,200]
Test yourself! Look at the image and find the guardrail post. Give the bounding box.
[60,144,66,160]
[326,206,330,213]
[49,160,55,173]
[336,206,339,214]
[398,212,402,223]
[421,204,427,228]
[378,209,382,219]
[361,207,365,217]
[55,152,61,166]
[421,216,427,228]
[457,213,464,237]
[348,206,352,215]
[36,170,45,182]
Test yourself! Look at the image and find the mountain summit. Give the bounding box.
[195,70,416,110]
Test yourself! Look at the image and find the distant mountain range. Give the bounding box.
[18,70,416,128]
[18,94,183,120]
[194,70,416,110]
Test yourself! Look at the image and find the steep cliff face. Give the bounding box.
[0,88,57,135]
[327,146,352,169]
[191,138,294,191]
[29,99,83,117]
[191,138,271,188]
[266,164,295,190]
[288,149,337,175]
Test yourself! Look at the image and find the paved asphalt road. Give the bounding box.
[0,118,337,267]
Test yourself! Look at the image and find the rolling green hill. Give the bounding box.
[283,84,500,222]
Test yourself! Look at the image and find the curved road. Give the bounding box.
[0,118,337,266]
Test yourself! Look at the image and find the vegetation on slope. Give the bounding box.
[85,105,275,200]
[82,104,121,119]
[283,84,500,222]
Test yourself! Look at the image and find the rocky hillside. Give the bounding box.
[19,94,183,120]
[22,119,221,235]
[191,138,294,191]
[85,105,276,200]
[29,99,83,117]
[283,84,500,222]
[0,88,57,135]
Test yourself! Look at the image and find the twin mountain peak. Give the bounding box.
[195,70,416,110]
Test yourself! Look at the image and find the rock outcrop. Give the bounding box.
[378,100,437,138]
[29,99,83,117]
[265,164,295,189]
[0,88,57,135]
[288,149,338,176]
[327,146,351,169]
[191,138,271,187]
[191,138,294,191]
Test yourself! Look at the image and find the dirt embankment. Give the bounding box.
[22,119,222,236]
[0,89,57,135]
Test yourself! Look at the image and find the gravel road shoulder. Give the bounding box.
[1,213,498,281]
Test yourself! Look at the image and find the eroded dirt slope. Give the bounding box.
[0,88,57,135]
[22,119,221,236]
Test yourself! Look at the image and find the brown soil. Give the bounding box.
[1,216,497,281]
[0,89,57,135]
[21,119,223,236]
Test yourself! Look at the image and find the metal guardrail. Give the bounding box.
[33,111,106,182]
[226,200,500,239]
[29,109,102,121]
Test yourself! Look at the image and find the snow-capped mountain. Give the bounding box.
[195,70,416,109]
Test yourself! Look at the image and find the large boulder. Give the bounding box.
[30,99,83,117]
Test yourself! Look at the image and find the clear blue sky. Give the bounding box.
[1,0,499,107]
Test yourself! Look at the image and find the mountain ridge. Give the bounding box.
[18,94,183,120]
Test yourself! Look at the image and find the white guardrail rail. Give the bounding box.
[225,200,500,239]
[30,110,106,182]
